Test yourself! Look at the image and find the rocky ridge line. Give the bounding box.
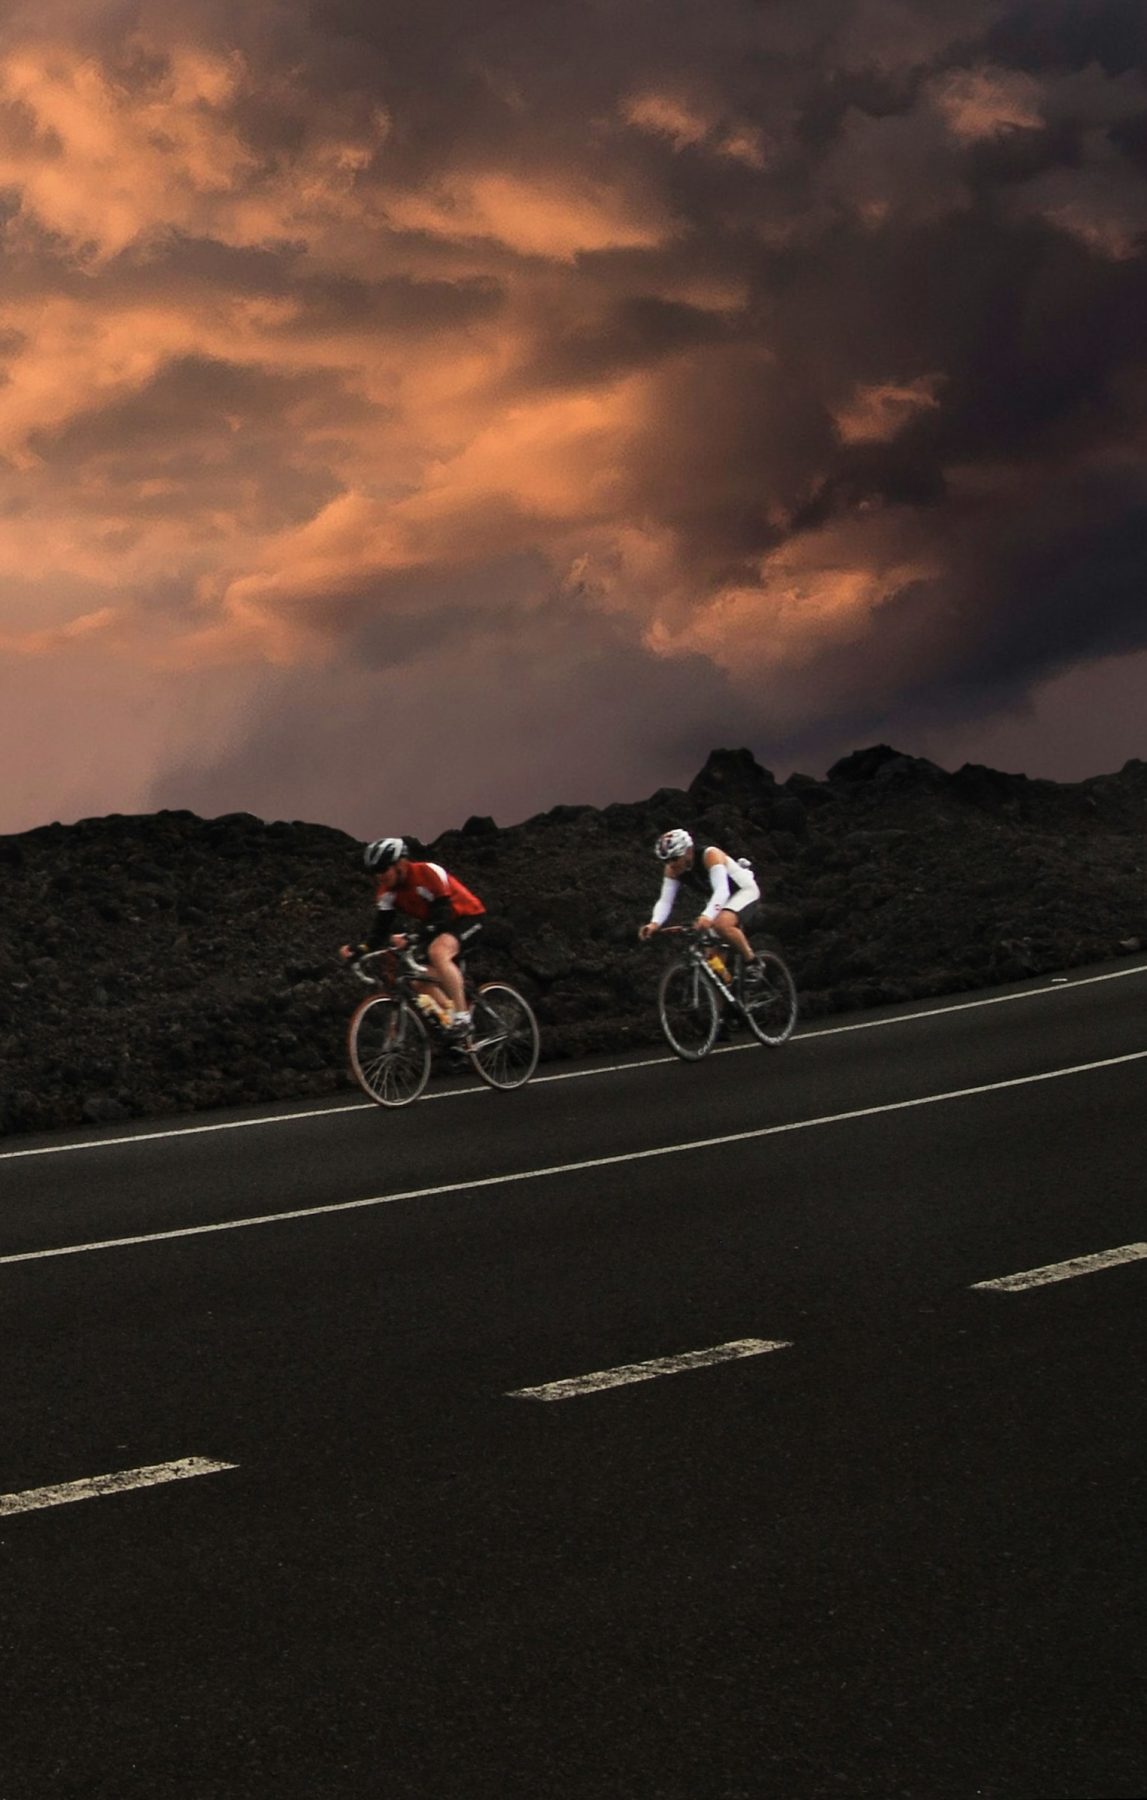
[1,744,1145,1136]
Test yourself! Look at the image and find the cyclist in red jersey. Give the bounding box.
[341,836,486,1037]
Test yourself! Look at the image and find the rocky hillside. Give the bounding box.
[2,744,1145,1136]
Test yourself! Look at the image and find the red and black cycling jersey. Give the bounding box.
[367,860,485,946]
[376,859,484,920]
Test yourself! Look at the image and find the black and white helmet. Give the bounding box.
[363,835,407,871]
[655,828,693,862]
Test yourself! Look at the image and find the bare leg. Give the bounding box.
[711,909,756,964]
[428,933,467,1013]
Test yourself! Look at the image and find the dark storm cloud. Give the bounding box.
[148,594,750,837]
[517,294,736,390]
[983,0,1146,76]
[284,273,505,337]
[30,354,354,462]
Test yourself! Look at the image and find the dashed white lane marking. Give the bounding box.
[508,1336,791,1400]
[3,960,1145,1164]
[0,1456,238,1517]
[972,1242,1147,1292]
[3,1049,1146,1269]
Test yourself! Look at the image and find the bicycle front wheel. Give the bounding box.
[348,996,431,1106]
[740,950,798,1046]
[468,983,540,1090]
[658,959,719,1060]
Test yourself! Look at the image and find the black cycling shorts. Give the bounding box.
[425,913,485,949]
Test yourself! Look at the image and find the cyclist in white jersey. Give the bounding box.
[638,828,765,978]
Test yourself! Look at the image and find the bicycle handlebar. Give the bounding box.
[348,944,431,985]
[348,949,389,985]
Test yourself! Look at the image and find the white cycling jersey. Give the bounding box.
[651,846,759,927]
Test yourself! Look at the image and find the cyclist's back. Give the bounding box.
[376,859,484,927]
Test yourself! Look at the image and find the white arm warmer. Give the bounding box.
[701,858,732,918]
[651,875,679,927]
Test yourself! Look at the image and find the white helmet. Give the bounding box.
[363,836,407,871]
[655,828,693,861]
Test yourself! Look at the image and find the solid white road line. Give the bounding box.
[0,1098,376,1161]
[0,1456,238,1517]
[2,960,1144,1165]
[3,1048,1146,1269]
[508,1337,791,1400]
[802,959,1147,1038]
[972,1242,1147,1292]
[0,1059,670,1162]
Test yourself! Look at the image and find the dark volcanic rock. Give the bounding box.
[688,746,777,809]
[827,745,946,786]
[2,747,1147,1136]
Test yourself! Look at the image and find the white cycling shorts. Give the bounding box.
[713,879,760,917]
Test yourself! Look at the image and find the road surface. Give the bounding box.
[2,960,1145,1798]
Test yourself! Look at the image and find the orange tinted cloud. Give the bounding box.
[383,169,671,261]
[930,65,1044,142]
[0,605,119,655]
[833,375,944,445]
[645,512,940,681]
[0,36,389,262]
[622,87,771,170]
[0,44,254,257]
[1008,143,1147,262]
[622,90,713,151]
[184,379,650,664]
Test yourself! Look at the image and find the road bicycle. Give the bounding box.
[653,926,798,1061]
[346,940,540,1107]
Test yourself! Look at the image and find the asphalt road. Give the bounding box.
[2,961,1145,1799]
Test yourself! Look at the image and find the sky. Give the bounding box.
[1,0,1146,838]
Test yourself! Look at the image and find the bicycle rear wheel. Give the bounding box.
[468,983,540,1090]
[658,959,719,1060]
[739,949,798,1046]
[348,996,431,1106]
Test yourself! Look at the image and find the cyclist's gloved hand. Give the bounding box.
[339,942,369,963]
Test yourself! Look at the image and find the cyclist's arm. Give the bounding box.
[699,850,732,920]
[649,874,679,928]
[365,893,399,949]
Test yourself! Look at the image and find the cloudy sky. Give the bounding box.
[2,0,1145,837]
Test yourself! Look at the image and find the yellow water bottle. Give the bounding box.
[416,993,454,1028]
[707,950,727,977]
